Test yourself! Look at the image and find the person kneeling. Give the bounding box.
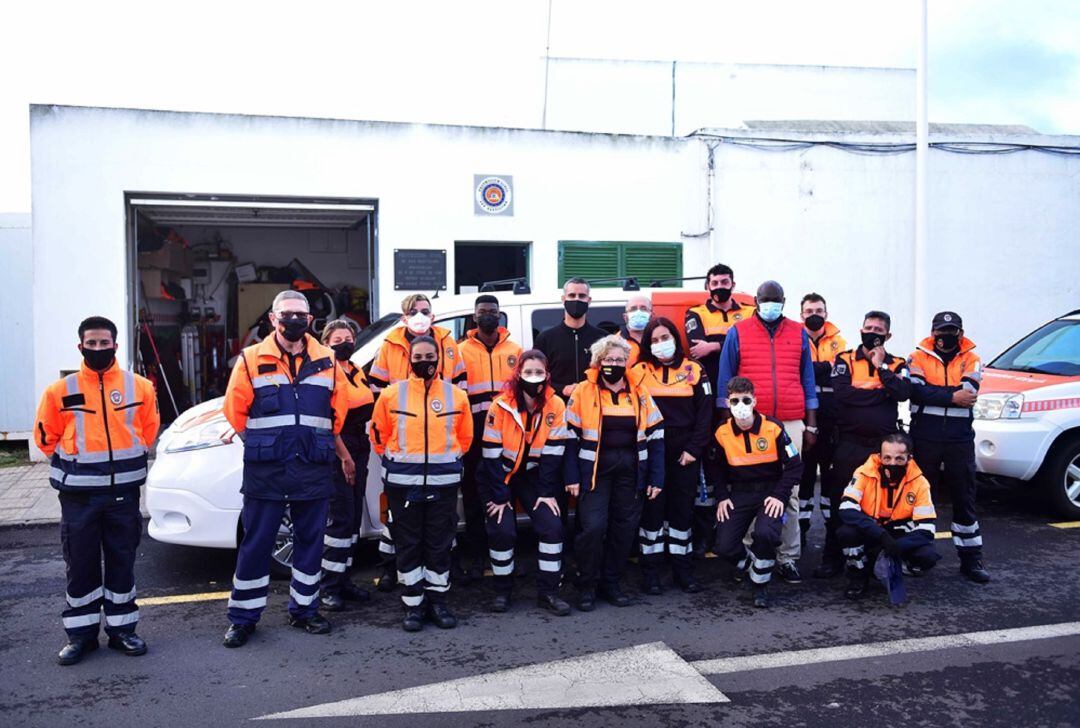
[837,432,941,601]
[708,377,803,608]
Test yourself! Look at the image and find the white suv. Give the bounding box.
[974,310,1080,518]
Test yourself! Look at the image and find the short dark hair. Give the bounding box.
[640,317,684,368]
[474,294,499,308]
[705,263,734,285]
[801,292,827,309]
[727,375,754,395]
[864,310,892,332]
[78,316,118,342]
[881,432,913,454]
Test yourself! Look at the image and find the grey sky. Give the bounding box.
[1,0,1077,211]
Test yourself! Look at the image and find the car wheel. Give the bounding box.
[1041,434,1080,520]
[269,507,295,579]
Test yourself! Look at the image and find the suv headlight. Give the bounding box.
[973,393,1024,420]
[162,411,233,453]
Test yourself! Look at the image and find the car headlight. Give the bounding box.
[163,416,233,453]
[973,393,1024,420]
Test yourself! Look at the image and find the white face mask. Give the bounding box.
[731,401,755,422]
[406,312,432,335]
[652,338,676,361]
[522,374,547,384]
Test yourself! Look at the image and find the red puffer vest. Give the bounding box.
[735,315,806,421]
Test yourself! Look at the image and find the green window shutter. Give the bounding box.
[559,241,683,287]
[623,243,682,286]
[558,242,621,286]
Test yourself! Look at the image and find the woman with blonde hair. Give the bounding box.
[564,335,665,611]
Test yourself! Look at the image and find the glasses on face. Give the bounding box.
[276,311,310,321]
[601,358,628,366]
[728,396,754,406]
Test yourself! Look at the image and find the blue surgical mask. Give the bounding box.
[758,302,784,322]
[627,310,650,331]
[652,338,676,361]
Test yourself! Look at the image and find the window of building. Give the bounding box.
[557,241,683,287]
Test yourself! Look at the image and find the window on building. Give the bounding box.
[557,241,683,287]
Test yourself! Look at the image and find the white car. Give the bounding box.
[974,310,1080,518]
[147,286,717,574]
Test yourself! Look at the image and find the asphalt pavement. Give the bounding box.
[1,481,1077,727]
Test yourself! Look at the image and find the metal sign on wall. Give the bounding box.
[474,174,514,216]
[393,249,447,291]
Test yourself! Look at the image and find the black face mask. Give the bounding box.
[564,300,589,319]
[805,314,826,332]
[521,379,545,398]
[279,319,309,343]
[411,360,436,380]
[600,364,625,384]
[331,341,354,362]
[881,464,905,485]
[861,331,885,350]
[935,332,960,352]
[82,347,116,372]
[476,313,499,335]
[709,286,732,304]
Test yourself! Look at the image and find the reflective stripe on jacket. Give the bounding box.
[839,455,936,541]
[35,362,160,494]
[707,413,801,501]
[479,388,569,503]
[459,328,522,416]
[369,376,473,502]
[368,325,465,393]
[223,334,349,500]
[563,369,665,492]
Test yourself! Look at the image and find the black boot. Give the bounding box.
[426,601,458,629]
[107,632,147,656]
[320,593,345,612]
[642,572,664,596]
[752,585,770,608]
[491,593,512,613]
[844,572,869,600]
[537,594,571,616]
[341,582,371,602]
[222,623,255,649]
[961,559,991,584]
[577,589,596,612]
[377,565,397,592]
[812,559,844,579]
[402,608,424,632]
[57,636,98,665]
[674,571,702,593]
[288,613,332,634]
[598,584,632,607]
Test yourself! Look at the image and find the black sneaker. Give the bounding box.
[776,562,802,584]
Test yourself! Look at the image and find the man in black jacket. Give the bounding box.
[534,277,606,399]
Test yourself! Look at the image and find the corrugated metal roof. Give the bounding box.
[739,120,1040,135]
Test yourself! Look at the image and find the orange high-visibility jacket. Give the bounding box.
[479,387,569,503]
[839,454,936,540]
[35,362,160,494]
[368,325,465,393]
[458,327,522,418]
[369,375,473,500]
[707,413,801,501]
[564,369,665,492]
[908,336,981,441]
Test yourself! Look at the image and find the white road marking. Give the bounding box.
[691,621,1080,675]
[257,641,729,719]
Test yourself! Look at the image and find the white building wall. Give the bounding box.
[709,135,1080,359]
[546,59,914,136]
[29,105,703,407]
[0,214,33,436]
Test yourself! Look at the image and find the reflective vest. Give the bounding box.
[35,362,160,494]
[686,300,755,340]
[808,322,846,394]
[479,388,569,502]
[618,328,643,366]
[840,455,936,536]
[711,413,798,496]
[223,335,349,500]
[459,328,522,416]
[339,362,375,458]
[908,336,981,439]
[734,315,806,421]
[564,370,665,492]
[834,349,907,390]
[368,325,465,393]
[369,375,473,501]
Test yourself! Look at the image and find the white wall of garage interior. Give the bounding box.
[28,105,703,410]
[707,129,1080,360]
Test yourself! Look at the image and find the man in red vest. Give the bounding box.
[715,280,819,584]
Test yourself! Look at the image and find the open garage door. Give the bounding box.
[125,193,378,421]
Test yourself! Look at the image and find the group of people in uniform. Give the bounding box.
[37,263,990,663]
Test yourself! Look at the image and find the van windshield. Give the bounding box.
[990,319,1080,376]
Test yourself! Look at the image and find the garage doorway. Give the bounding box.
[125,192,378,421]
[454,241,530,293]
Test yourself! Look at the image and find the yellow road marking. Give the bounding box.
[141,590,231,606]
[935,531,953,540]
[1049,521,1080,529]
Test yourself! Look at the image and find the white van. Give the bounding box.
[146,287,715,574]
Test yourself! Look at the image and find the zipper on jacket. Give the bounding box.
[487,347,496,401]
[98,373,116,487]
[768,330,779,418]
[573,330,580,383]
